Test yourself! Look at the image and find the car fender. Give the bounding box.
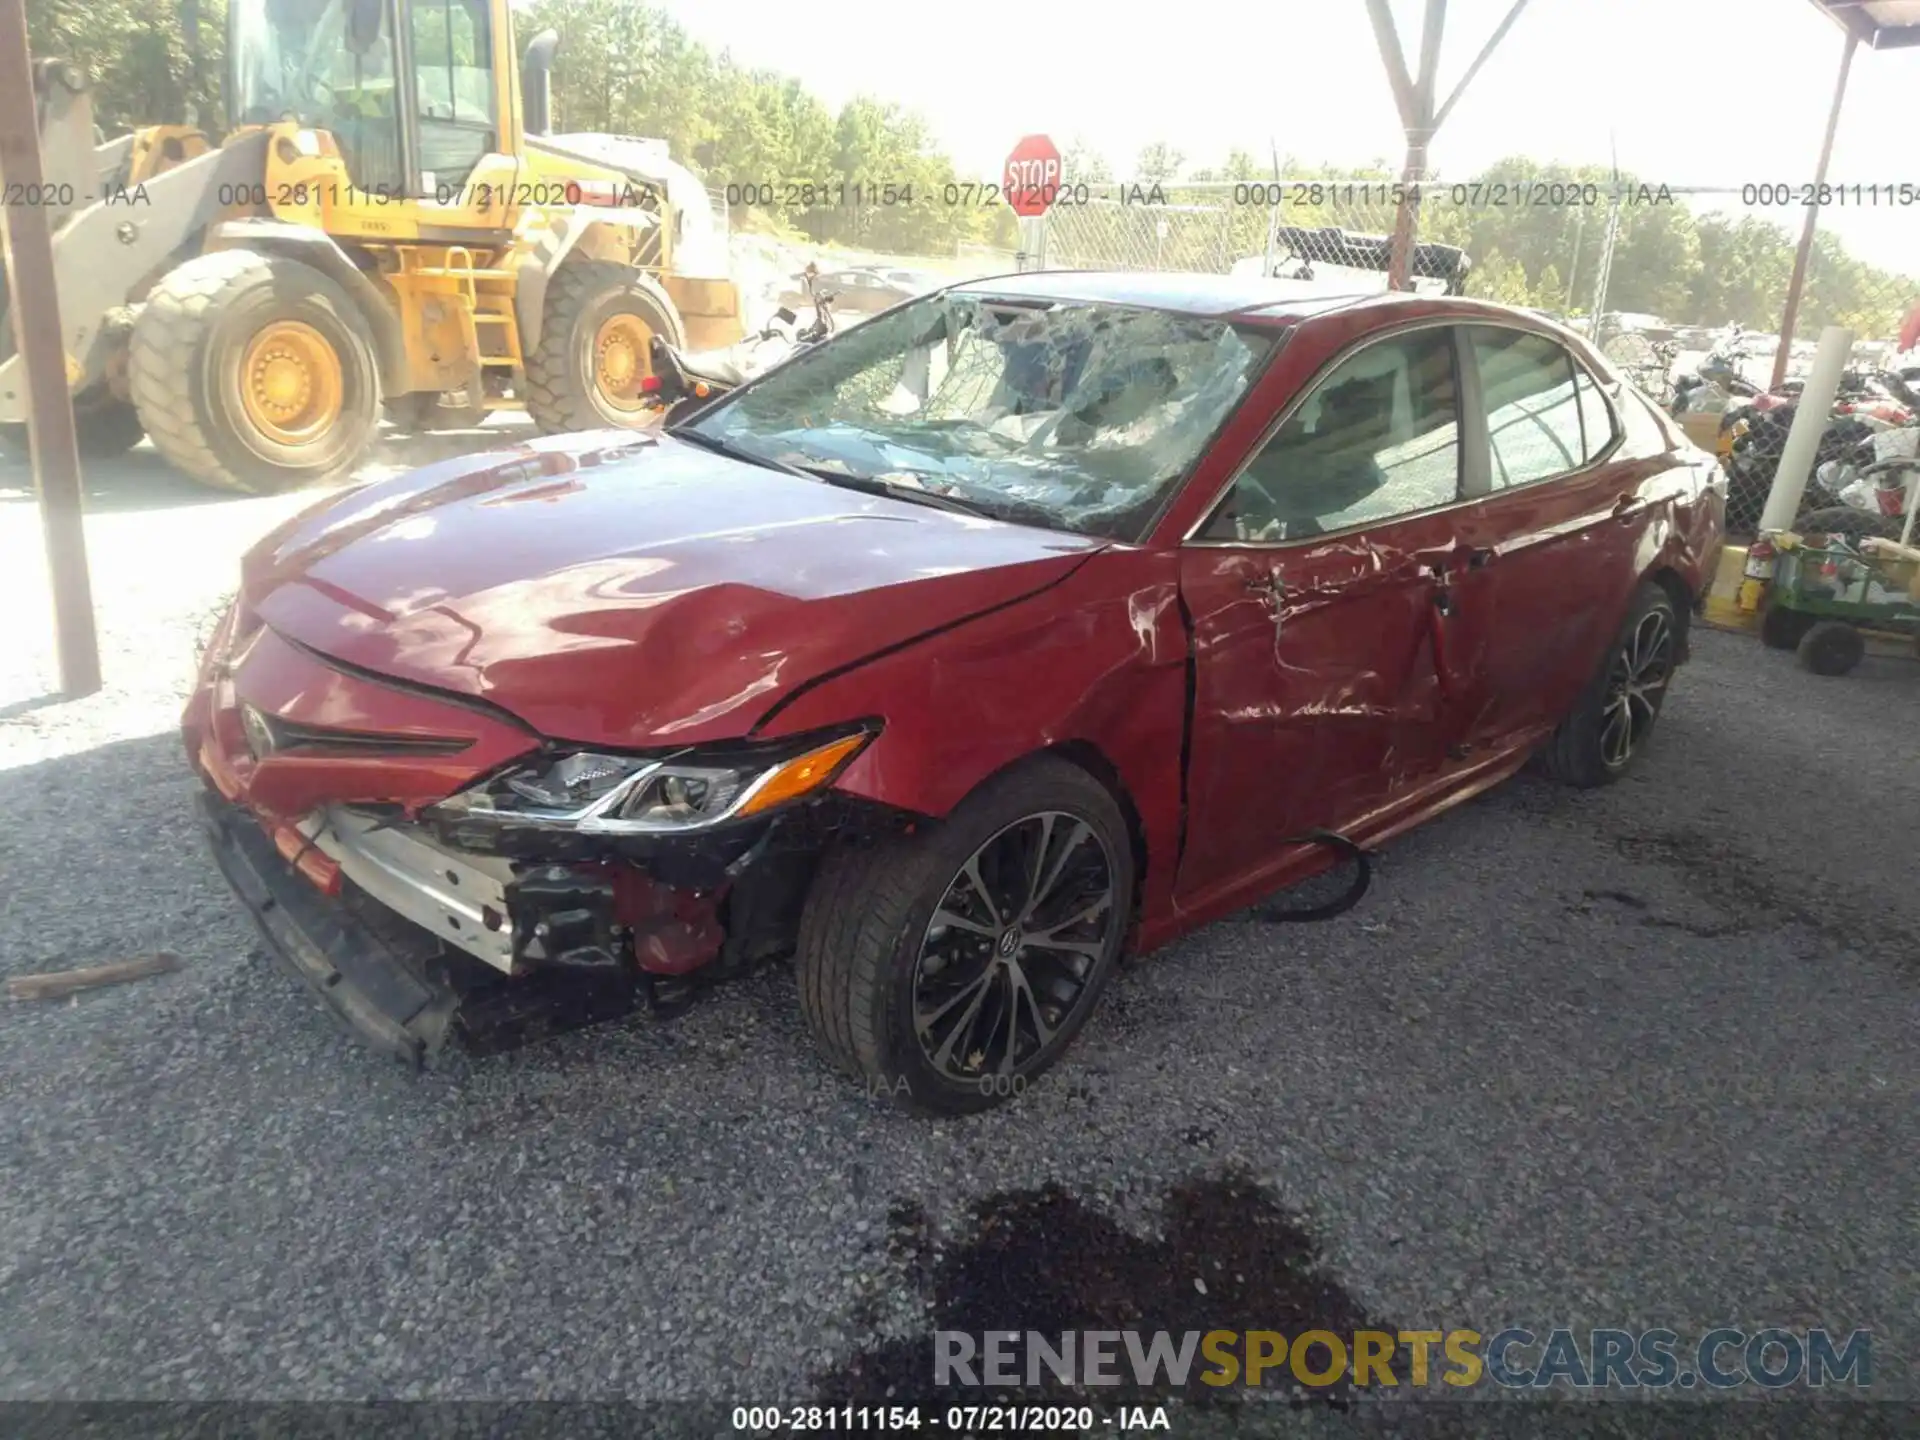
[1606,460,1718,661]
[752,548,1192,929]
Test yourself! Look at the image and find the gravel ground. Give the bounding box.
[2,439,1916,1424]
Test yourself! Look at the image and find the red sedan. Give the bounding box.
[187,272,1726,1114]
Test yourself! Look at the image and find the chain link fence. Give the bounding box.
[1033,179,1920,537]
[954,242,1020,280]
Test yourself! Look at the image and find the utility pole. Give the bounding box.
[0,0,100,697]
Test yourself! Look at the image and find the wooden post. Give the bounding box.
[1368,0,1533,293]
[0,0,100,697]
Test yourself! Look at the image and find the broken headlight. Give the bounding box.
[429,726,876,834]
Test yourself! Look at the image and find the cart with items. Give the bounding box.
[1757,529,1920,676]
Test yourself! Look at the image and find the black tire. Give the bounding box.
[1540,581,1679,789]
[128,249,381,494]
[523,259,684,434]
[795,756,1134,1116]
[1797,620,1865,676]
[1794,505,1901,542]
[0,386,144,462]
[1760,604,1815,652]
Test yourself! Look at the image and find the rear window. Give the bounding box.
[1471,328,1586,488]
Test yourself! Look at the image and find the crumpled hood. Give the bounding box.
[242,431,1103,747]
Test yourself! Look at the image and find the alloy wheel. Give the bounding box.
[1599,606,1674,769]
[911,811,1119,1083]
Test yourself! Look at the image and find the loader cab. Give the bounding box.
[226,0,520,202]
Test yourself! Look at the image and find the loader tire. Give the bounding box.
[0,387,145,462]
[523,259,684,434]
[129,249,381,494]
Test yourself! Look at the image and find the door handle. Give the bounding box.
[1465,546,1494,570]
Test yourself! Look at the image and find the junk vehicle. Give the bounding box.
[189,272,1724,1113]
[0,0,744,492]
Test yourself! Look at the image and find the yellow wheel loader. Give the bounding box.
[0,0,744,493]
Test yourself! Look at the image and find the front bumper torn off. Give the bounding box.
[197,791,641,1066]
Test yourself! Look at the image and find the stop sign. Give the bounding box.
[1003,135,1063,217]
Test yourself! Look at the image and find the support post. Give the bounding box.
[1772,30,1858,392]
[1562,204,1585,314]
[1016,214,1047,273]
[1759,324,1854,533]
[1586,190,1621,340]
[1386,133,1431,293]
[1367,0,1443,292]
[0,0,100,697]
[1367,0,1532,292]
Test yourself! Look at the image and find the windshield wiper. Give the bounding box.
[671,426,822,483]
[676,428,1048,526]
[809,471,1000,519]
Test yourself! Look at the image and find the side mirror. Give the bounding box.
[346,0,385,54]
[774,307,797,325]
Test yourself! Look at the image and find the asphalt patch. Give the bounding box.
[816,1171,1384,1411]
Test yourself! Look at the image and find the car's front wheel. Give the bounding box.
[796,756,1133,1115]
[1540,580,1679,788]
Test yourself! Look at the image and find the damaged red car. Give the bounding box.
[188,272,1725,1114]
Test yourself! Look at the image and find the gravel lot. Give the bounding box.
[2,436,1916,1425]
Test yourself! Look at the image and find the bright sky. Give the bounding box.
[649,0,1920,276]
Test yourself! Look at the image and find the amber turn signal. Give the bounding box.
[737,732,872,817]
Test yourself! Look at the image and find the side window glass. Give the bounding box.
[1618,384,1672,454]
[1202,328,1461,542]
[412,0,497,191]
[1471,327,1587,488]
[1574,363,1618,463]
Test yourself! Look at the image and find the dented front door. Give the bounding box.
[1174,522,1458,913]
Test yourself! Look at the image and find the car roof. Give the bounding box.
[948,268,1415,324]
[963,269,1602,325]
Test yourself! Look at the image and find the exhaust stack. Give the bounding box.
[522,30,559,138]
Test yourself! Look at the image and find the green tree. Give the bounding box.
[26,0,226,132]
[1134,141,1184,185]
[1061,136,1112,187]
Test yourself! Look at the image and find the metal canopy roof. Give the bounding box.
[1809,0,1920,49]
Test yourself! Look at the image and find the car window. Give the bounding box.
[1574,363,1617,461]
[1617,382,1673,455]
[1199,327,1461,543]
[1470,327,1590,488]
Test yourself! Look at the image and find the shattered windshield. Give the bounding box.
[685,293,1277,541]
